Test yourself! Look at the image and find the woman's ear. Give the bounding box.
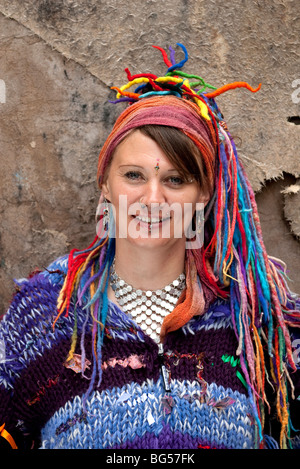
[101,180,111,201]
[198,190,210,208]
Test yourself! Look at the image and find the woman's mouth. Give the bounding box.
[133,214,171,230]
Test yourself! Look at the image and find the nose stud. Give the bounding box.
[140,197,147,209]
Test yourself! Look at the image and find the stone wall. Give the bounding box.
[0,0,299,315]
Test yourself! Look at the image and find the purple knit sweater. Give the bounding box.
[0,255,299,449]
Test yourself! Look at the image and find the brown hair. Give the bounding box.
[138,125,214,196]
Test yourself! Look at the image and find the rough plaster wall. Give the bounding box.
[0,0,299,315]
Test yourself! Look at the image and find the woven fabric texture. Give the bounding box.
[0,255,298,449]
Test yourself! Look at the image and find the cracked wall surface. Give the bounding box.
[0,0,299,315]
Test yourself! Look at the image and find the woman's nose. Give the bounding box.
[140,179,166,207]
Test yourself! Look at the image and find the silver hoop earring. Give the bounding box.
[103,198,110,231]
[96,197,112,238]
[196,209,205,235]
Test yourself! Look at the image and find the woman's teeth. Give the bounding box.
[135,216,169,224]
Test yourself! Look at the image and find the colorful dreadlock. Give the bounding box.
[54,44,300,447]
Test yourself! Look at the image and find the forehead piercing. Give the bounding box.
[154,158,160,175]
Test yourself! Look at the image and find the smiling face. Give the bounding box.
[101,129,209,251]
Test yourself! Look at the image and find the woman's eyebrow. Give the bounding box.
[118,164,144,169]
[119,164,179,172]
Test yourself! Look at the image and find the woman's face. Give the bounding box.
[101,130,209,250]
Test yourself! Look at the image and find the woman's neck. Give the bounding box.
[112,240,186,292]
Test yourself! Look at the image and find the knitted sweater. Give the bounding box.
[0,255,299,450]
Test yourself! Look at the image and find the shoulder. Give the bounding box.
[2,253,69,324]
[0,254,70,388]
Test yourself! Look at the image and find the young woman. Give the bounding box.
[0,44,299,450]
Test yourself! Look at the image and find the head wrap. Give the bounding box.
[97,95,217,191]
[54,44,300,448]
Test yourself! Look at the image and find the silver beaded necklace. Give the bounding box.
[109,261,186,343]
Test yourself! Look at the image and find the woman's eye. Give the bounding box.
[124,171,143,181]
[166,175,185,186]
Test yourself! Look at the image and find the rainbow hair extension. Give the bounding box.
[54,44,300,446]
[204,97,299,446]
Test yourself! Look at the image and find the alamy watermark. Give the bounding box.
[96,196,205,249]
[291,79,300,104]
[292,339,300,367]
[0,80,6,104]
[0,338,5,364]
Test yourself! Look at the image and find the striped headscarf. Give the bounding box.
[97,95,217,191]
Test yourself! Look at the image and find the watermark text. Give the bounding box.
[291,79,300,104]
[0,80,6,103]
[96,196,205,249]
